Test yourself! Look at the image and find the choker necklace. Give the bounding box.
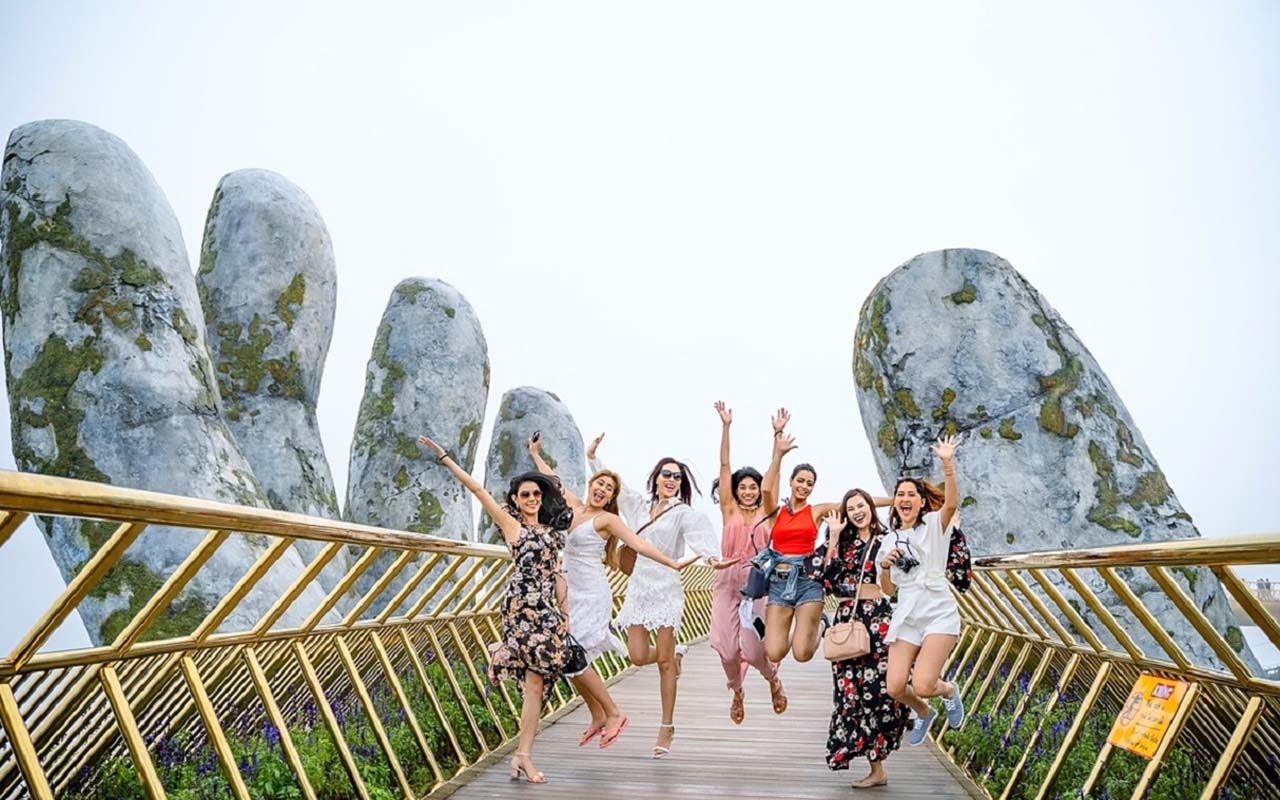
[739,502,762,513]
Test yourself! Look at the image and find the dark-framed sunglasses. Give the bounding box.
[518,489,543,499]
[659,470,683,481]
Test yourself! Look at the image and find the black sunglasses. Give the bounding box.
[659,469,683,481]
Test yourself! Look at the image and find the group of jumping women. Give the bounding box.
[417,402,967,790]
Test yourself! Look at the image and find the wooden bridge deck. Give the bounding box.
[443,642,981,799]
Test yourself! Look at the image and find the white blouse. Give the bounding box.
[875,510,951,593]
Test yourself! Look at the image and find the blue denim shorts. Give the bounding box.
[767,556,824,607]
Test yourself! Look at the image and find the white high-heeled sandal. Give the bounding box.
[653,722,675,759]
[510,752,546,783]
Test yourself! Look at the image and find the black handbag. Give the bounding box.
[742,508,779,600]
[562,634,590,677]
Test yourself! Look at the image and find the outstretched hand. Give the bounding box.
[932,433,962,464]
[774,432,797,456]
[709,557,740,571]
[676,555,701,571]
[587,432,605,461]
[714,400,732,426]
[824,509,843,537]
[771,407,790,434]
[527,435,541,456]
[418,435,446,459]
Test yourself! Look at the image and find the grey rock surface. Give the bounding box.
[852,248,1255,671]
[196,170,349,600]
[478,387,585,544]
[0,120,328,644]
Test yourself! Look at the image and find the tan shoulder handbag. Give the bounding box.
[822,534,876,662]
[616,501,680,576]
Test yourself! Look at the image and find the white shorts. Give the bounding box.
[886,587,961,646]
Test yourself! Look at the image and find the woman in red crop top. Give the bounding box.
[762,435,891,664]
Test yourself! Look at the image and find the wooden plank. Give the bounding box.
[443,642,983,799]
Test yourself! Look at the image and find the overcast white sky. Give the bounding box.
[1,1,1277,651]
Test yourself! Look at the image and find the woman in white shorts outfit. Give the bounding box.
[876,434,965,747]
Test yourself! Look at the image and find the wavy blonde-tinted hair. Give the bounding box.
[585,469,626,569]
[889,476,946,530]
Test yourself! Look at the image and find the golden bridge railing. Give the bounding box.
[0,470,715,800]
[936,533,1280,800]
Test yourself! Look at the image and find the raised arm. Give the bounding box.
[586,432,646,527]
[419,435,521,545]
[528,435,582,508]
[762,427,796,514]
[933,434,961,530]
[714,401,734,518]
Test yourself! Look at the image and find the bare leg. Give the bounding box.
[570,668,622,726]
[626,625,658,666]
[653,626,678,753]
[764,604,795,662]
[512,672,546,781]
[852,757,888,788]
[886,640,931,717]
[790,601,825,663]
[909,635,959,700]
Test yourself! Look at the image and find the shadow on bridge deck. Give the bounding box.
[442,642,982,799]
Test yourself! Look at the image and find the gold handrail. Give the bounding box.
[0,469,716,800]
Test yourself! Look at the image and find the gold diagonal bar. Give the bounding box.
[445,621,508,740]
[429,558,487,616]
[9,522,146,671]
[943,637,1012,738]
[949,629,991,689]
[0,682,54,800]
[199,537,297,639]
[178,656,250,800]
[1199,695,1264,800]
[1213,566,1280,653]
[405,557,471,620]
[476,564,514,611]
[98,666,166,800]
[369,631,444,787]
[342,549,417,626]
[421,625,489,752]
[1031,661,1112,800]
[1098,566,1190,669]
[292,641,372,800]
[375,553,444,623]
[971,574,1028,635]
[0,511,28,550]
[399,628,469,767]
[334,637,414,799]
[469,617,519,717]
[1060,568,1144,659]
[987,572,1049,640]
[962,641,1034,766]
[1130,682,1200,799]
[452,560,505,614]
[255,542,347,634]
[1080,742,1114,796]
[115,529,232,653]
[980,649,1057,782]
[243,648,317,800]
[300,546,386,631]
[995,653,1081,800]
[1005,570,1075,645]
[1147,566,1252,680]
[1030,568,1105,651]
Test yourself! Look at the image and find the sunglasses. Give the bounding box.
[518,489,542,499]
[659,470,683,481]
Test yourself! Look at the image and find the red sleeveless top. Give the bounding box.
[772,503,818,555]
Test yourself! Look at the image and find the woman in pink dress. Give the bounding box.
[709,402,789,723]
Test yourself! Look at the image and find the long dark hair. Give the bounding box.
[505,472,573,531]
[791,463,817,481]
[646,457,700,504]
[710,466,763,504]
[832,488,886,549]
[888,476,945,531]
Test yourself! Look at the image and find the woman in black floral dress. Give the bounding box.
[816,488,911,789]
[420,435,572,784]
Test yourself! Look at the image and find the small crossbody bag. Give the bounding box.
[742,508,780,600]
[616,501,681,576]
[822,535,876,662]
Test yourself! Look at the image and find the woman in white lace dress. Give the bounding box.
[527,436,696,750]
[588,434,730,758]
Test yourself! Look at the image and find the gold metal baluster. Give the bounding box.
[420,625,489,753]
[1060,568,1144,660]
[934,633,1003,736]
[1030,661,1113,800]
[987,571,1050,640]
[995,653,1082,800]
[427,559,488,617]
[334,637,414,800]
[291,642,371,800]
[1028,568,1105,651]
[0,681,54,800]
[403,557,472,620]
[961,641,1034,766]
[242,648,318,800]
[114,530,232,652]
[99,666,166,800]
[0,511,28,551]
[299,547,385,631]
[970,574,1029,635]
[980,648,1057,782]
[1129,683,1200,799]
[1005,570,1075,646]
[368,632,444,787]
[399,628,469,767]
[948,629,991,689]
[374,554,444,623]
[1212,566,1280,653]
[475,564,514,611]
[449,560,505,615]
[1147,566,1252,680]
[1080,742,1115,796]
[340,550,418,626]
[466,618,518,717]
[1199,695,1263,800]
[8,522,146,671]
[178,656,251,800]
[253,542,346,635]
[444,621,507,739]
[1097,567,1190,670]
[940,638,1013,739]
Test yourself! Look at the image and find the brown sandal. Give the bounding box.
[769,677,787,714]
[729,689,745,725]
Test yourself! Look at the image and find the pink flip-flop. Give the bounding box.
[599,716,629,749]
[578,724,604,747]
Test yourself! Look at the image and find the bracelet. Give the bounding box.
[436,452,452,464]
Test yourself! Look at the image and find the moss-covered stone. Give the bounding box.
[393,434,422,461]
[443,306,456,319]
[962,496,977,508]
[396,282,431,304]
[1085,440,1141,536]
[1225,625,1244,653]
[274,273,306,331]
[90,558,213,644]
[393,465,410,489]
[1005,532,1015,545]
[877,420,897,455]
[497,431,517,474]
[9,334,107,481]
[353,322,407,456]
[540,450,558,470]
[410,490,444,533]
[1032,311,1083,439]
[931,387,957,422]
[1170,566,1199,593]
[133,333,152,352]
[980,427,993,439]
[893,388,921,419]
[947,281,977,304]
[998,418,1022,441]
[457,420,481,467]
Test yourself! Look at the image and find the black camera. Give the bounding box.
[893,538,919,573]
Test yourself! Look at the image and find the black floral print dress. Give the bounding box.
[490,522,570,703]
[818,531,911,767]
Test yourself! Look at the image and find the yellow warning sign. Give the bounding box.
[1107,673,1191,759]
